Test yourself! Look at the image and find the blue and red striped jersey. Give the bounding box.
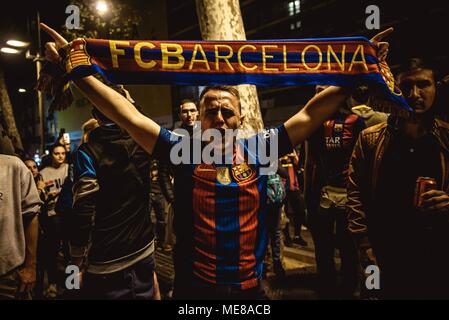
[153,125,292,289]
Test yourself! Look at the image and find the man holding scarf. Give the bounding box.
[40,23,390,300]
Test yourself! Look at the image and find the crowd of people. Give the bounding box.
[1,24,449,301]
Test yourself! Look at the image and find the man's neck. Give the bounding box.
[182,123,194,135]
[401,113,433,139]
[52,163,62,169]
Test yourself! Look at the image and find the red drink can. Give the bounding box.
[414,177,437,208]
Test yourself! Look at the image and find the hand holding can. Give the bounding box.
[414,177,437,208]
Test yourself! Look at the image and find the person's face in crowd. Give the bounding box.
[179,102,198,127]
[51,146,66,167]
[397,68,436,114]
[24,160,39,178]
[58,136,71,153]
[199,89,242,131]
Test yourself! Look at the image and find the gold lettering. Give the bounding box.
[262,45,279,72]
[161,43,185,70]
[301,45,322,71]
[237,45,257,71]
[349,45,369,72]
[327,45,345,71]
[109,40,129,68]
[214,45,234,71]
[134,42,156,69]
[283,45,299,71]
[189,44,210,70]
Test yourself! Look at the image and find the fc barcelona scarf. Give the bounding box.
[59,37,410,110]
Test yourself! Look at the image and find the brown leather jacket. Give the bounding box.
[347,117,449,251]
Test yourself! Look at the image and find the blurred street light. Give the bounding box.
[96,1,108,15]
[6,40,29,48]
[18,88,26,93]
[1,47,20,54]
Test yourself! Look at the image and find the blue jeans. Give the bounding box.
[81,254,155,300]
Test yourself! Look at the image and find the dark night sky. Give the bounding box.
[0,0,69,110]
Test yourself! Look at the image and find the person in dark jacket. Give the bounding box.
[71,102,158,299]
[347,58,449,299]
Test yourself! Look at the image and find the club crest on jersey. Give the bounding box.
[216,166,232,185]
[232,162,255,182]
[334,123,343,132]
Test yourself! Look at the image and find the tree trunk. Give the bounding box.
[0,67,23,151]
[0,122,15,155]
[195,0,264,133]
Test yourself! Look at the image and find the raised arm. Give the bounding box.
[40,23,160,154]
[284,28,393,148]
[285,86,350,148]
[73,77,160,154]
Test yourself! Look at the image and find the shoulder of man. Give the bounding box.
[0,153,19,164]
[72,146,97,179]
[435,118,449,131]
[358,121,388,149]
[0,154,28,173]
[259,125,293,149]
[75,138,100,163]
[433,119,449,147]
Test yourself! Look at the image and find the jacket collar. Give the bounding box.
[386,115,449,154]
